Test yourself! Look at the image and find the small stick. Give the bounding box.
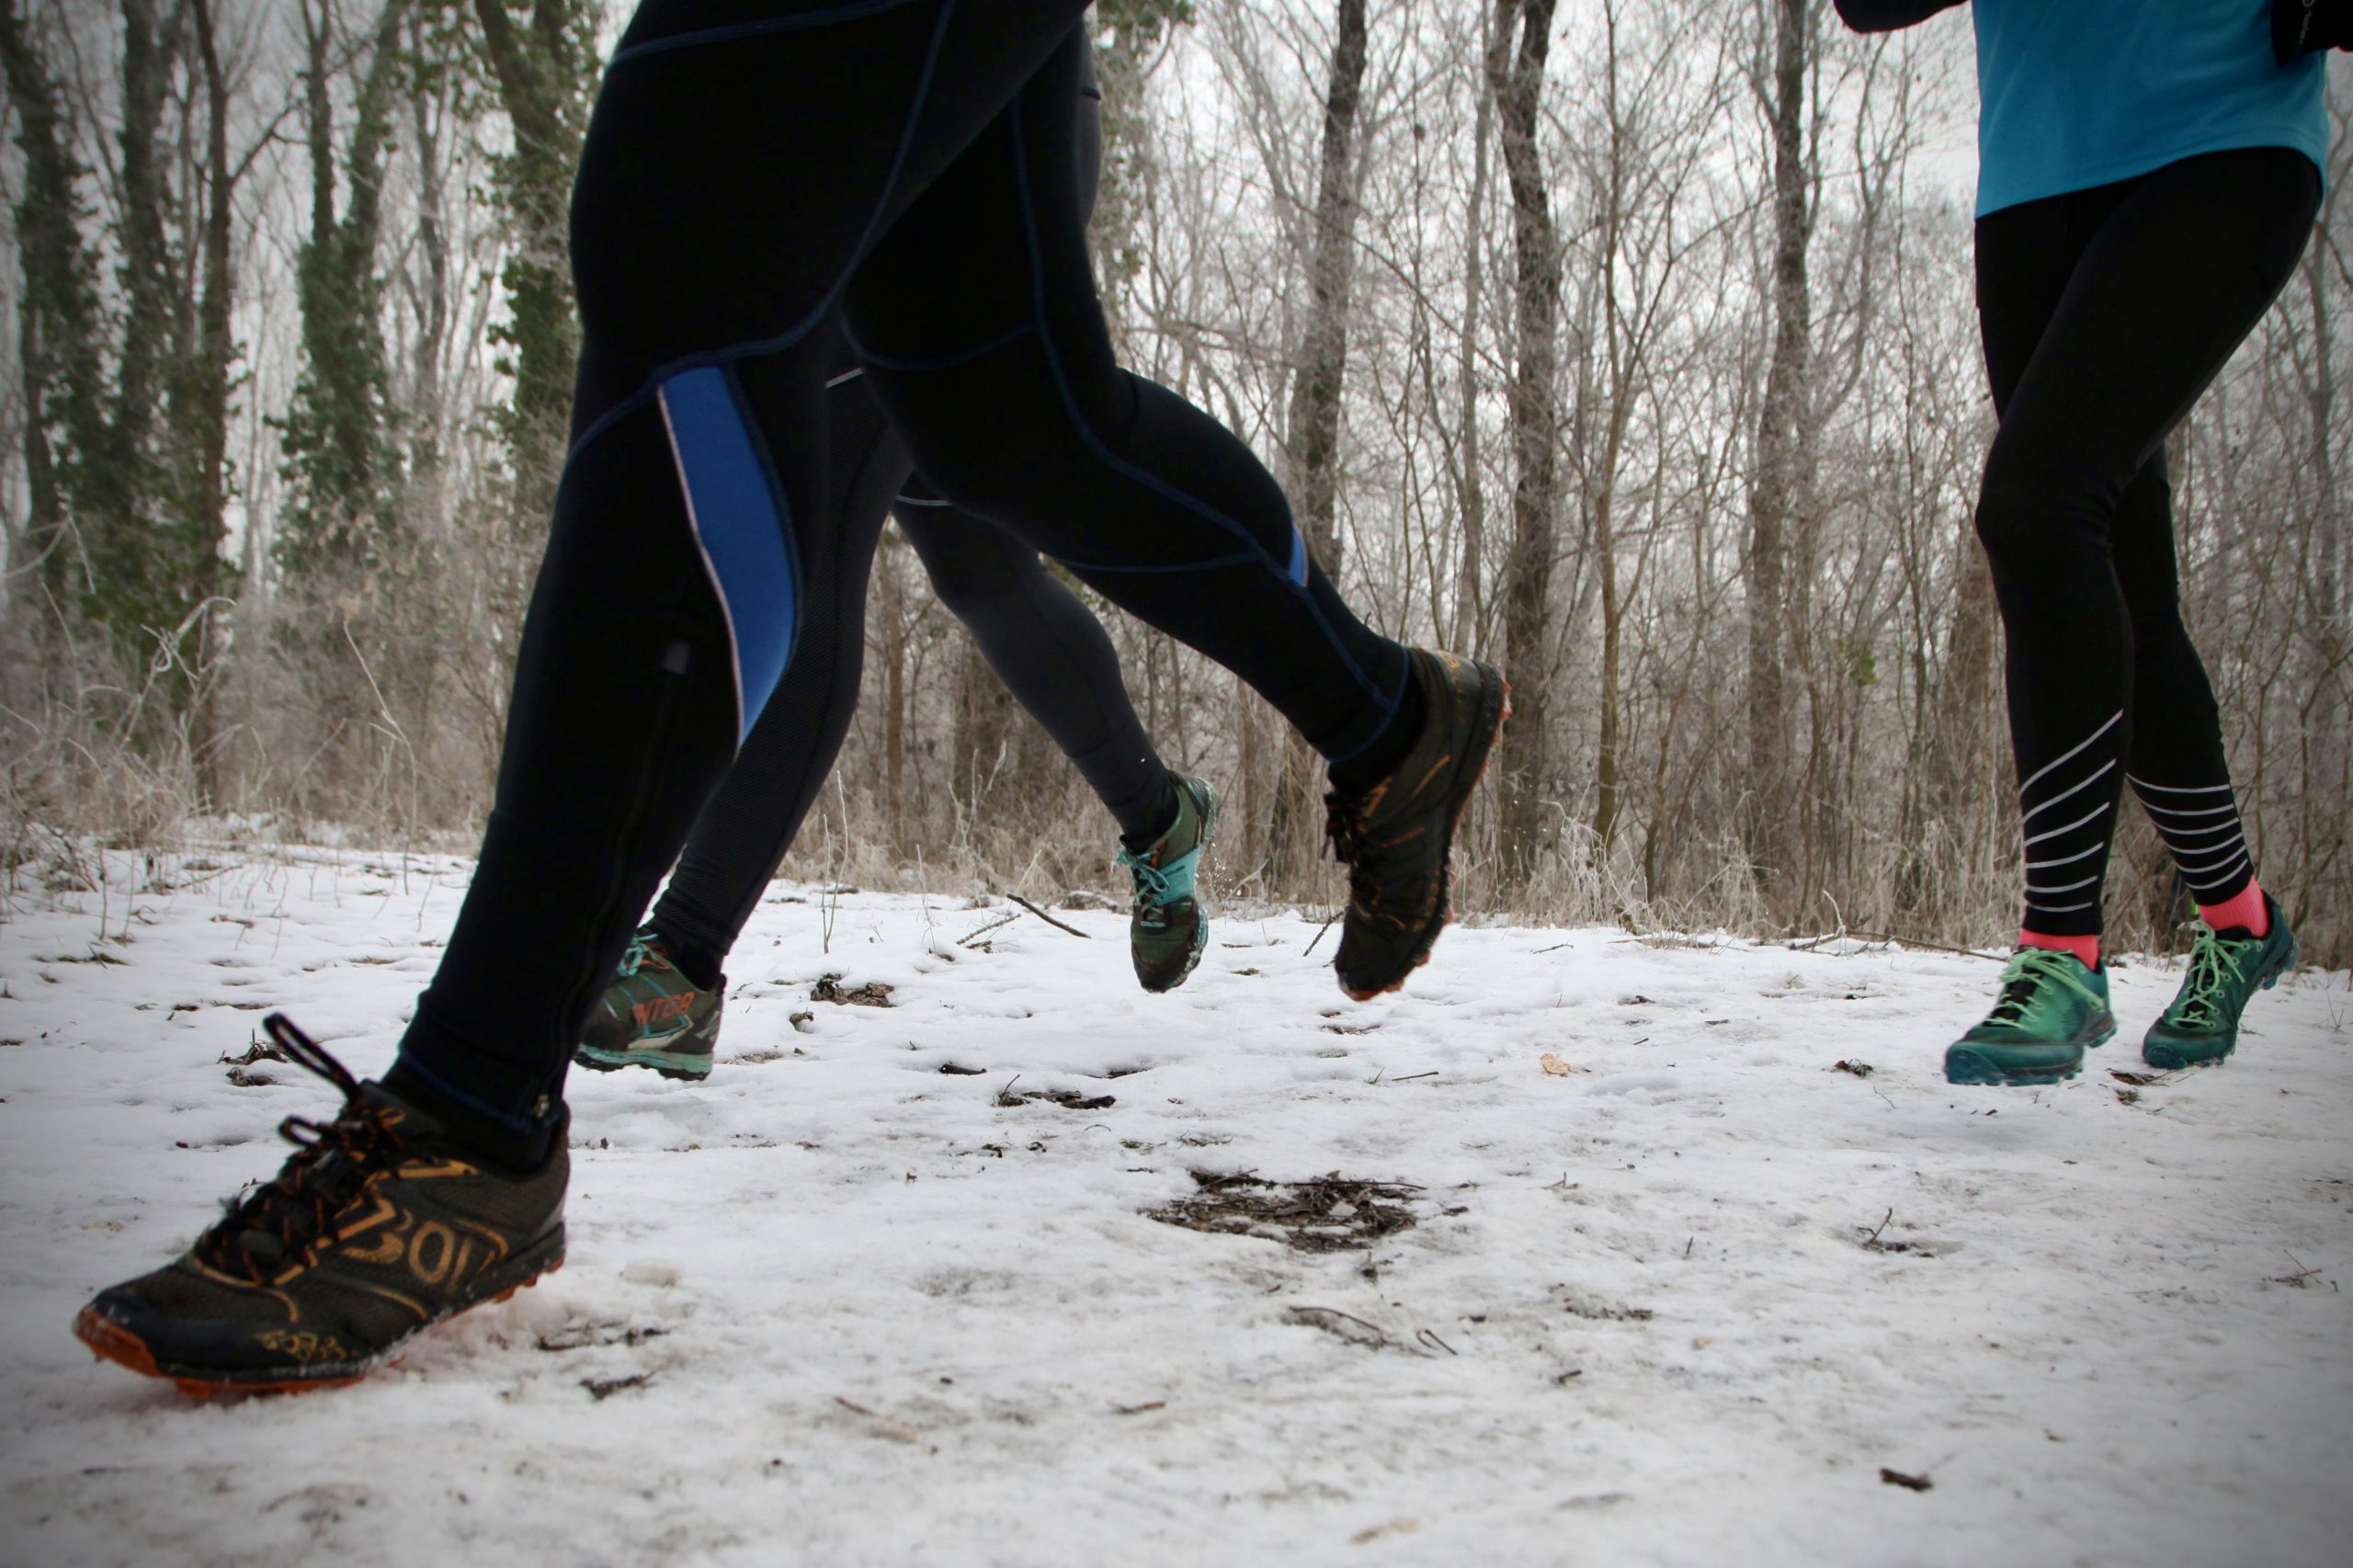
[957,911,1018,948]
[1302,913,1340,958]
[1288,1305,1394,1344]
[1835,930,2008,962]
[1416,1327,1458,1356]
[1864,1207,1893,1247]
[1003,892,1090,939]
[1391,1070,1439,1083]
[833,1396,921,1442]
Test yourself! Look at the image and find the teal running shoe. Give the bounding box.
[1117,773,1219,994]
[2144,897,2297,1069]
[574,928,722,1080]
[1944,949,2116,1086]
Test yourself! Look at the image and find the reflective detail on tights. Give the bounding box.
[2019,709,2125,921]
[2018,710,2122,797]
[2131,774,2256,894]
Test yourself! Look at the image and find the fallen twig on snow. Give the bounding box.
[1302,912,1340,958]
[834,1396,921,1442]
[1002,892,1090,939]
[956,911,1018,948]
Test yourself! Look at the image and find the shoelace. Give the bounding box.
[1323,790,1383,913]
[2171,926,2251,1030]
[616,930,659,979]
[1323,791,1368,866]
[1116,841,1201,928]
[1984,949,2101,1028]
[196,1014,403,1283]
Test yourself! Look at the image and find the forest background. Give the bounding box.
[0,0,2346,966]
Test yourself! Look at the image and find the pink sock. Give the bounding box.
[2019,929,2100,969]
[2199,881,2269,937]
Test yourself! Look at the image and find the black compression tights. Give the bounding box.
[391,6,1408,1136]
[647,368,1175,984]
[1973,147,2318,939]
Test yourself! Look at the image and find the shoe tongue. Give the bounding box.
[360,1080,439,1141]
[235,1228,290,1267]
[2213,926,2257,944]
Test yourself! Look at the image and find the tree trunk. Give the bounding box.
[1489,0,1562,891]
[880,528,909,859]
[0,0,104,631]
[2297,243,2347,961]
[470,0,592,529]
[187,0,238,800]
[1743,0,1815,921]
[1450,0,1499,659]
[1267,0,1370,892]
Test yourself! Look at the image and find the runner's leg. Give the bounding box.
[845,31,1417,768]
[1971,147,2317,955]
[896,494,1176,840]
[393,2,1093,1149]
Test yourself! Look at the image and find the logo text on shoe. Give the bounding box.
[251,1329,350,1365]
[632,993,695,1028]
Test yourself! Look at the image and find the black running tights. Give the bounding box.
[392,6,1407,1133]
[1973,147,2318,937]
[647,369,1174,982]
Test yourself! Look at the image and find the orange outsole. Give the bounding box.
[1339,676,1513,1002]
[75,1259,560,1400]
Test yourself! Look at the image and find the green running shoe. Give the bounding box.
[2143,898,2297,1069]
[74,1015,566,1397]
[1117,773,1220,994]
[1944,949,2116,1086]
[574,927,722,1080]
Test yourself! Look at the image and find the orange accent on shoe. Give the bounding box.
[1339,678,1510,1002]
[631,992,695,1028]
[74,1256,562,1401]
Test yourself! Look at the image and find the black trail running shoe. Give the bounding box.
[1325,648,1509,1001]
[574,927,723,1080]
[1118,772,1220,994]
[74,1015,566,1397]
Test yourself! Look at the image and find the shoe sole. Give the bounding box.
[573,1043,715,1081]
[574,1007,722,1081]
[1340,671,1512,1002]
[1944,1022,2114,1086]
[2141,928,2297,1070]
[74,1233,565,1399]
[1139,780,1220,995]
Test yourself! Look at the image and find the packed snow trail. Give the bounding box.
[1,850,2347,1567]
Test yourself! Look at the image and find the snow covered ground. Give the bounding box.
[1,847,2347,1567]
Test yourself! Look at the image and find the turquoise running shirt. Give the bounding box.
[1973,0,2328,216]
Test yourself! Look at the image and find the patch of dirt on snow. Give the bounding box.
[810,974,893,1006]
[1146,1171,1420,1253]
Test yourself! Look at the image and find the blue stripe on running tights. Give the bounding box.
[657,366,797,743]
[1286,526,1308,586]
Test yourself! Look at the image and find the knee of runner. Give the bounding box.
[911,550,1001,619]
[1974,436,2100,563]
